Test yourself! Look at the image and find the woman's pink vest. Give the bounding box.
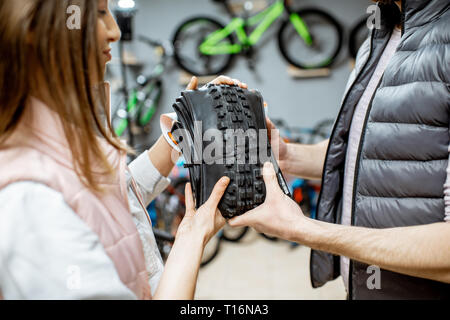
[0,93,152,299]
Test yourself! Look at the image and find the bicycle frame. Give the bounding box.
[114,80,162,137]
[114,39,167,137]
[199,0,313,56]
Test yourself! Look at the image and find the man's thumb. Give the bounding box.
[262,162,279,191]
[228,210,255,228]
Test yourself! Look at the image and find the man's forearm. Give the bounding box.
[280,139,328,180]
[296,219,450,283]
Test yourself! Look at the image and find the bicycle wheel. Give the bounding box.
[221,224,249,242]
[155,177,188,235]
[260,233,278,241]
[172,16,235,76]
[138,79,162,129]
[349,17,369,60]
[155,177,222,266]
[278,8,343,69]
[201,232,221,267]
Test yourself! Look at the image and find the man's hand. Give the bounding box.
[229,162,305,241]
[266,116,288,166]
[177,176,230,247]
[229,163,450,285]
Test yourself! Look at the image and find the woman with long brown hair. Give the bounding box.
[0,0,245,299]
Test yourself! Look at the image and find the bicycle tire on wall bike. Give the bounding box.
[349,18,369,60]
[278,8,343,69]
[260,233,279,241]
[201,232,222,267]
[221,225,249,242]
[172,16,235,76]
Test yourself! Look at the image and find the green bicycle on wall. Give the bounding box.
[172,0,343,76]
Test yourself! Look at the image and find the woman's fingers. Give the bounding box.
[210,75,248,89]
[187,75,248,91]
[232,78,248,89]
[186,76,198,90]
[184,182,195,215]
[210,75,231,86]
[205,176,230,209]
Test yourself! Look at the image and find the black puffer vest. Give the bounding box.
[310,0,450,299]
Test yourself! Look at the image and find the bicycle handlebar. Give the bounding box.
[138,35,167,55]
[135,35,172,86]
[138,35,174,59]
[138,35,161,47]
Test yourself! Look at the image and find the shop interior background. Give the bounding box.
[107,0,372,299]
[108,0,372,143]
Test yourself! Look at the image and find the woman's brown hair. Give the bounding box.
[0,0,128,191]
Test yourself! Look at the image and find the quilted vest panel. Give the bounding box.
[311,0,450,299]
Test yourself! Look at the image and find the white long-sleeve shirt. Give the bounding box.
[0,152,170,299]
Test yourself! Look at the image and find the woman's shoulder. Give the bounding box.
[0,181,66,210]
[0,181,137,299]
[0,181,80,234]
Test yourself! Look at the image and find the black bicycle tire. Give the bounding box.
[349,18,368,60]
[172,16,235,76]
[221,225,249,242]
[201,85,271,218]
[260,233,278,241]
[277,8,343,69]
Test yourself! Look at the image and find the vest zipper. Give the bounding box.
[310,28,375,288]
[348,17,397,297]
[348,77,384,300]
[314,29,375,220]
